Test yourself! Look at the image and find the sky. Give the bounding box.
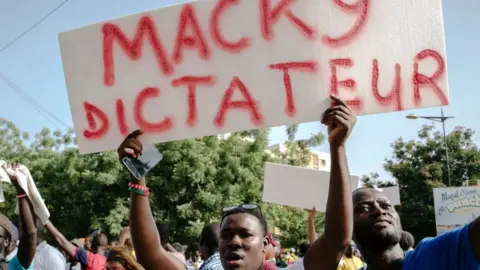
[0,0,479,181]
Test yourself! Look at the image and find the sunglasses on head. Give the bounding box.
[222,204,261,219]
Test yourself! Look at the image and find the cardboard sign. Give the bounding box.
[262,163,360,211]
[372,186,401,206]
[433,187,480,235]
[59,0,449,154]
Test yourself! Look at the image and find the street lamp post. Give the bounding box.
[406,108,454,186]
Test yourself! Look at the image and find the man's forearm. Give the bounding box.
[130,177,163,266]
[17,195,37,268]
[324,145,353,248]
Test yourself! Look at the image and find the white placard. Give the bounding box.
[433,187,480,235]
[59,0,449,154]
[373,186,401,206]
[262,162,359,211]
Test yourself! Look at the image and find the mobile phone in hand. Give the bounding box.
[121,144,163,180]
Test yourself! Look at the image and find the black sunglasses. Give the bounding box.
[222,204,262,219]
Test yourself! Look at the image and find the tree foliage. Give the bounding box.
[0,119,326,246]
[381,125,480,242]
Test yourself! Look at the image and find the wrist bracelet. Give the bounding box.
[129,187,150,197]
[16,194,27,199]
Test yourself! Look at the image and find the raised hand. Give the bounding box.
[321,95,356,147]
[117,130,144,160]
[308,208,316,219]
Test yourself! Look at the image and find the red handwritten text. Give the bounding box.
[260,0,316,41]
[173,4,211,64]
[329,58,362,109]
[210,0,251,53]
[171,75,216,127]
[102,16,174,87]
[269,61,318,117]
[322,0,370,47]
[372,60,402,111]
[133,87,174,133]
[214,76,263,127]
[413,49,448,106]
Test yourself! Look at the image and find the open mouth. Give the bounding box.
[225,252,244,265]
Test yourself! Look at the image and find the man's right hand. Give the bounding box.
[117,130,144,160]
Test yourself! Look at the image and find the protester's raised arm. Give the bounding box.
[119,130,185,270]
[4,164,37,269]
[45,221,77,257]
[303,95,355,270]
[307,209,317,244]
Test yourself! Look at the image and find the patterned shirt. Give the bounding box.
[199,252,223,270]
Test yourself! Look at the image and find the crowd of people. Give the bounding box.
[0,96,479,270]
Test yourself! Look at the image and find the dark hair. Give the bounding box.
[199,223,221,252]
[156,223,169,246]
[298,242,310,257]
[189,243,200,253]
[399,231,414,250]
[221,208,268,236]
[92,233,108,251]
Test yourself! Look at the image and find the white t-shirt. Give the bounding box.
[34,241,66,270]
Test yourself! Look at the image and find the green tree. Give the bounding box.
[361,172,396,188]
[383,125,480,242]
[0,118,327,247]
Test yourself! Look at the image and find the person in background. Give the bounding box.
[6,221,19,262]
[307,209,317,245]
[199,223,222,270]
[34,219,66,270]
[45,219,107,270]
[399,231,415,251]
[337,241,363,270]
[297,243,310,259]
[119,95,356,270]
[352,186,480,269]
[84,235,92,252]
[263,232,279,270]
[109,239,120,248]
[106,246,143,270]
[1,163,38,269]
[187,243,203,270]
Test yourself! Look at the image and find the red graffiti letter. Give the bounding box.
[372,60,402,111]
[83,102,109,139]
[269,61,318,117]
[210,0,251,53]
[214,76,263,127]
[329,58,362,108]
[116,99,129,136]
[134,87,174,133]
[102,16,174,87]
[260,0,316,41]
[413,49,448,106]
[322,0,370,47]
[171,75,216,127]
[173,4,211,64]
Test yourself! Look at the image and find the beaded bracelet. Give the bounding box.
[129,187,150,197]
[128,182,149,192]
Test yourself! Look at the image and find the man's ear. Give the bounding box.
[263,236,269,253]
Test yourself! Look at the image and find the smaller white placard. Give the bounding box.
[262,162,359,211]
[373,186,401,206]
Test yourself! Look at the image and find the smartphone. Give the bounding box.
[122,144,163,180]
